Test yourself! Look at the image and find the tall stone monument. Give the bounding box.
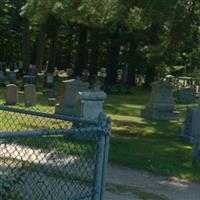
[76,91,107,120]
[55,79,89,116]
[141,80,179,120]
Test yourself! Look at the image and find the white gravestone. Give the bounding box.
[6,84,17,105]
[24,84,37,107]
[76,91,107,120]
[55,79,89,116]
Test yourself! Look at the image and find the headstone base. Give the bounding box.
[55,104,75,116]
[141,109,180,120]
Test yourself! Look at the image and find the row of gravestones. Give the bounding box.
[0,71,17,85]
[6,84,36,107]
[5,79,106,121]
[141,79,200,162]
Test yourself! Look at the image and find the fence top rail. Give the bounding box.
[0,105,98,125]
[0,126,104,139]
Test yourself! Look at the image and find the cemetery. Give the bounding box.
[1,1,200,200]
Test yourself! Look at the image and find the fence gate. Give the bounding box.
[0,105,111,200]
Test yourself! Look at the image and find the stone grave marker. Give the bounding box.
[76,91,107,120]
[24,84,37,107]
[43,73,55,98]
[141,80,179,120]
[6,84,17,105]
[23,75,37,85]
[178,87,196,104]
[180,107,198,143]
[48,98,56,106]
[55,79,89,116]
[8,71,17,84]
[192,107,200,162]
[28,67,37,77]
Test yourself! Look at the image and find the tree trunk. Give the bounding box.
[126,42,137,87]
[48,28,59,73]
[106,31,121,85]
[89,29,100,78]
[22,18,30,72]
[145,22,160,87]
[74,25,88,77]
[65,29,74,69]
[35,25,46,71]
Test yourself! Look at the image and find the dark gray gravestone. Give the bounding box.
[43,73,55,98]
[180,107,198,143]
[8,71,16,84]
[23,75,37,85]
[28,67,37,77]
[178,87,196,104]
[192,108,200,162]
[45,73,54,88]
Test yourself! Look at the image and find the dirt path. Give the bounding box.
[105,165,200,200]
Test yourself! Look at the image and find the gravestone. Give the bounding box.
[28,67,37,77]
[8,71,16,84]
[191,107,200,162]
[178,87,196,104]
[43,73,55,98]
[48,98,56,106]
[76,91,107,120]
[55,79,89,116]
[0,71,5,86]
[6,84,17,105]
[23,75,37,85]
[180,107,198,143]
[24,84,37,107]
[141,80,179,120]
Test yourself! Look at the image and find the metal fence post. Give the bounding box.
[100,116,111,200]
[93,112,111,200]
[93,129,105,200]
[193,107,200,162]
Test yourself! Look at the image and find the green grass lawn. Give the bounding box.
[105,87,200,182]
[0,84,200,182]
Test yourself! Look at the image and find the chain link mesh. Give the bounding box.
[0,104,104,200]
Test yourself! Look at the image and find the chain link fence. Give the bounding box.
[0,105,111,200]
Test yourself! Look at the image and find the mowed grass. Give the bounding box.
[104,87,200,182]
[0,85,200,182]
